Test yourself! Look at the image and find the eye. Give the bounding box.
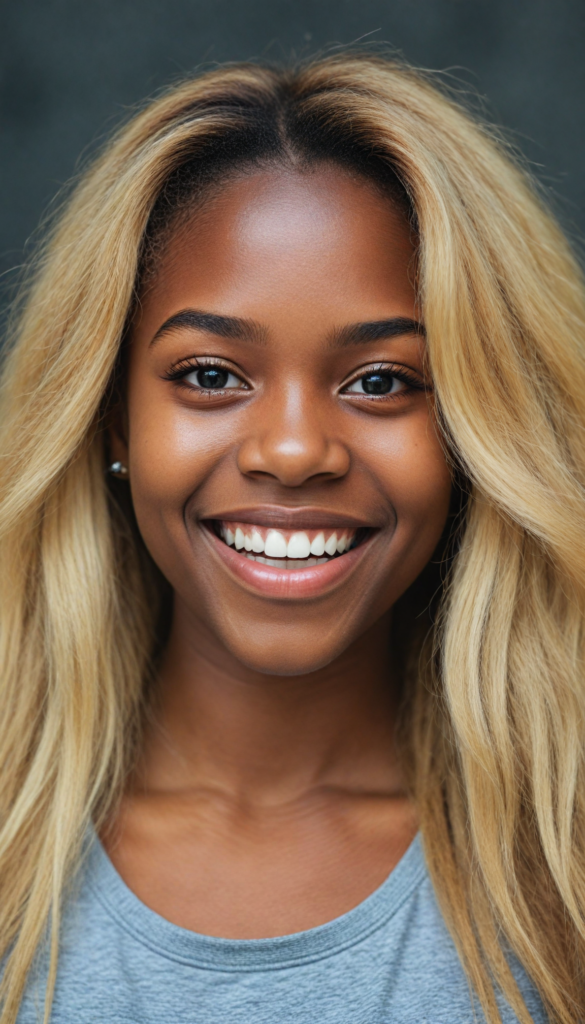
[183,366,246,390]
[345,371,405,395]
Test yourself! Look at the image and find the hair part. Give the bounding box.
[0,54,584,1024]
[137,90,414,288]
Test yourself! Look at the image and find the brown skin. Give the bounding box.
[106,164,452,938]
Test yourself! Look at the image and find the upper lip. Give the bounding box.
[201,506,377,531]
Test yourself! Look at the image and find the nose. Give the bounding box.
[236,384,351,487]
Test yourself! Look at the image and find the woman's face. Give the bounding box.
[120,164,452,675]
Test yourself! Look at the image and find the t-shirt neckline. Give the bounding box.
[86,832,426,972]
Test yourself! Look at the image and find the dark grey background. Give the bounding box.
[1,0,584,311]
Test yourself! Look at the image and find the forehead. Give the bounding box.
[136,164,417,337]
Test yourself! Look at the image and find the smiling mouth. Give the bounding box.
[211,520,371,570]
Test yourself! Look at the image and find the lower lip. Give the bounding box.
[203,526,372,599]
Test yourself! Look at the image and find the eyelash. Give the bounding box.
[162,358,426,398]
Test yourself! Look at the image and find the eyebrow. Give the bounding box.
[150,309,266,346]
[149,309,425,348]
[330,317,425,347]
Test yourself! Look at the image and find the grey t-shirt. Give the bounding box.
[18,835,546,1023]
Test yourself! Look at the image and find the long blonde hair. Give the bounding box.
[1,54,584,1024]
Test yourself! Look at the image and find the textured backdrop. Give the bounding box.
[1,0,584,311]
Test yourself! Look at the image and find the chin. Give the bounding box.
[227,635,347,678]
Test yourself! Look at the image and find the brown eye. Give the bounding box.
[183,366,246,390]
[346,372,402,395]
[196,367,228,389]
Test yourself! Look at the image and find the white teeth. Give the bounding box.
[265,529,288,558]
[324,533,338,556]
[287,531,311,559]
[251,529,265,553]
[222,522,358,560]
[310,532,325,556]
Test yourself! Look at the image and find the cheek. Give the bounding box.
[124,380,231,564]
[367,412,451,550]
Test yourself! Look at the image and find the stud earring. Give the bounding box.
[108,461,128,477]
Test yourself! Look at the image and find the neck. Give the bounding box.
[138,600,405,806]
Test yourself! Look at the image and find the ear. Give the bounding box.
[106,401,129,470]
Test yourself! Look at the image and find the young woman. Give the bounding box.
[0,54,583,1024]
